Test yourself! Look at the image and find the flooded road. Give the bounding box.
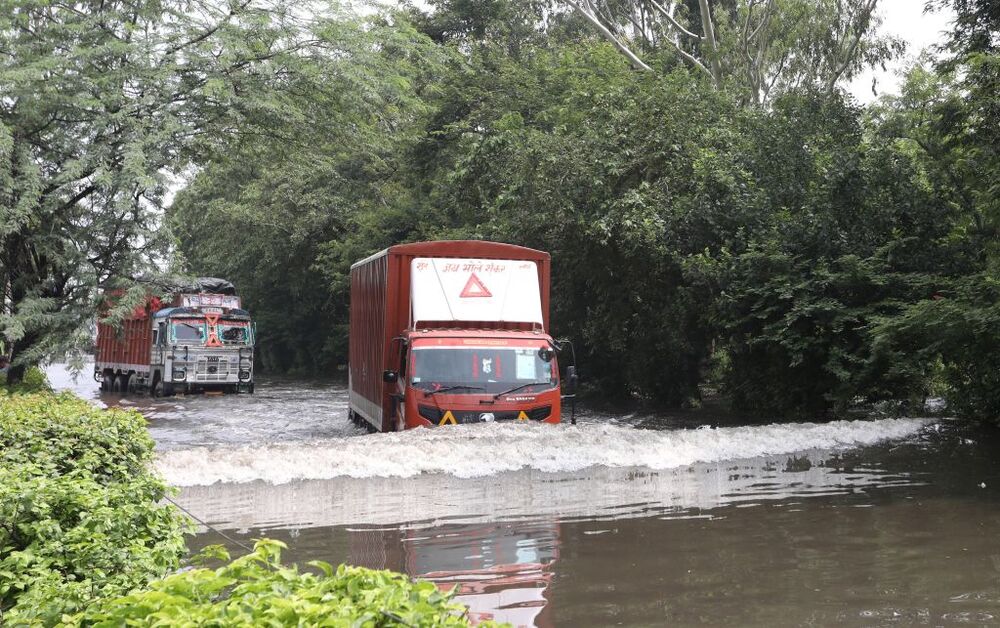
[49,363,1000,626]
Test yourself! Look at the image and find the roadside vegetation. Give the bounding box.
[2,0,998,420]
[0,391,494,626]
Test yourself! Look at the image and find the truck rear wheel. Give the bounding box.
[101,373,113,392]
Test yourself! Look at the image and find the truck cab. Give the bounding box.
[385,329,562,429]
[150,303,255,396]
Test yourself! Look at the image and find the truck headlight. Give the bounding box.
[239,369,251,380]
[172,367,186,381]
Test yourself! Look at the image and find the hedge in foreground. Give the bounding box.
[1,391,493,627]
[66,539,493,627]
[0,391,189,625]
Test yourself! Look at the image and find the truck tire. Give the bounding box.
[152,375,175,398]
[125,373,137,394]
[112,374,124,393]
[101,373,113,392]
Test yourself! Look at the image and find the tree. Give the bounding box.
[170,14,447,372]
[0,0,327,383]
[564,0,903,103]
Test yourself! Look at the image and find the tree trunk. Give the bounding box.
[697,0,723,87]
[6,363,27,385]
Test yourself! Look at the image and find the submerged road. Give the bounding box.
[49,363,1000,626]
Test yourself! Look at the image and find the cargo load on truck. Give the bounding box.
[94,277,256,396]
[348,241,577,432]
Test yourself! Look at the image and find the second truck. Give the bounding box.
[95,277,256,396]
[348,240,576,431]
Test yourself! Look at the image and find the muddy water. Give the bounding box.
[49,364,1000,626]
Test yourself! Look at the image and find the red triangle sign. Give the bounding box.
[460,273,492,298]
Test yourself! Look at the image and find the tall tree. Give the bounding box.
[564,0,903,103]
[0,0,322,382]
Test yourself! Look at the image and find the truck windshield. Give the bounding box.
[219,321,251,345]
[410,347,555,394]
[171,319,206,343]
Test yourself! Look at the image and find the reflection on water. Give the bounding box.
[348,523,559,627]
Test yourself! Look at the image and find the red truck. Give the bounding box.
[94,278,255,396]
[348,241,576,432]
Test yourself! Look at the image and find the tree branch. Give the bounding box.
[646,0,701,40]
[566,0,653,71]
[825,0,879,92]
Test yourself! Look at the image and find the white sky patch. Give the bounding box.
[848,0,956,104]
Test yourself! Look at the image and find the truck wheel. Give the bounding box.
[101,374,113,392]
[125,373,137,394]
[112,374,124,393]
[152,376,174,398]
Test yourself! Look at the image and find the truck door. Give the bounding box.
[394,342,408,431]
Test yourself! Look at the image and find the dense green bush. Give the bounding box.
[67,539,495,627]
[0,392,189,625]
[1,366,51,393]
[1,392,497,626]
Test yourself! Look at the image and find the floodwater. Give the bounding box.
[49,363,1000,626]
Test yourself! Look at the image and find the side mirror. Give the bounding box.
[383,370,398,384]
[566,365,578,393]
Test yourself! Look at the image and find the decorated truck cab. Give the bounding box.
[95,278,255,396]
[348,241,576,432]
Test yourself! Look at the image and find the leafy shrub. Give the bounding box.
[2,366,51,393]
[0,392,189,625]
[1,392,495,627]
[872,274,1000,423]
[67,539,497,627]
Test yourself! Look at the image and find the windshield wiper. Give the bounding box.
[493,381,551,400]
[424,385,486,398]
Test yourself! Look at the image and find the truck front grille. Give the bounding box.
[194,357,233,381]
[418,405,551,424]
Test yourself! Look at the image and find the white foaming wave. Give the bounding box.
[155,418,930,487]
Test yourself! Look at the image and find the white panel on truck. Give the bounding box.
[179,294,242,309]
[411,258,543,325]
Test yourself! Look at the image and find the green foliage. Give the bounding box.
[0,0,353,382]
[0,392,190,624]
[2,365,50,393]
[715,91,966,416]
[67,539,499,628]
[170,11,449,372]
[872,275,1000,422]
